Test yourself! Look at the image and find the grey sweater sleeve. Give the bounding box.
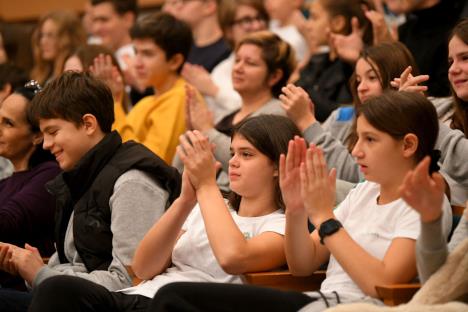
[436,123,468,187]
[33,169,169,291]
[416,212,468,284]
[303,122,362,183]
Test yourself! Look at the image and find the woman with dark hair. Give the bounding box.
[29,115,302,311]
[0,81,60,290]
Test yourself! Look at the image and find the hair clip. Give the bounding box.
[24,80,43,94]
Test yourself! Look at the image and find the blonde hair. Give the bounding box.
[31,11,86,84]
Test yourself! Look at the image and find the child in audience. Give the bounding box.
[176,31,295,190]
[182,0,269,122]
[0,81,60,291]
[28,114,301,311]
[142,91,452,312]
[30,11,86,85]
[437,18,468,205]
[119,12,193,164]
[0,72,180,311]
[282,41,419,183]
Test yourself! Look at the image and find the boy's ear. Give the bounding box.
[32,132,43,146]
[267,69,283,88]
[82,113,100,135]
[330,15,346,34]
[168,53,185,73]
[402,133,418,158]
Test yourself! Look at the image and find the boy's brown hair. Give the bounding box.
[28,71,114,133]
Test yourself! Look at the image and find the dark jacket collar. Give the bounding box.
[62,131,122,202]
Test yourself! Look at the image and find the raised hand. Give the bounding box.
[90,54,125,103]
[329,17,363,64]
[391,66,429,94]
[364,10,394,45]
[279,84,316,131]
[177,130,220,190]
[279,137,307,214]
[182,63,219,97]
[300,145,337,227]
[185,84,214,132]
[398,156,445,223]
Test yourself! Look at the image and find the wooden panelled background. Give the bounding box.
[0,0,164,22]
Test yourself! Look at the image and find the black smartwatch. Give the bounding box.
[318,218,343,245]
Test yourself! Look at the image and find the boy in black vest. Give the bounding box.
[0,72,181,311]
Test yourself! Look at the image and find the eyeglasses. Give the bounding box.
[232,15,267,28]
[24,80,43,94]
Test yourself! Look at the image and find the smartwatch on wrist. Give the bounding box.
[318,218,343,245]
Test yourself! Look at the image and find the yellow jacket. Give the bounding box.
[118,78,187,164]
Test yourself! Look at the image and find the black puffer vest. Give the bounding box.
[46,131,181,271]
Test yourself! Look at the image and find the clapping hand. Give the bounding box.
[300,145,336,228]
[398,156,445,223]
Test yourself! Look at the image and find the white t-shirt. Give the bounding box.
[317,181,452,300]
[121,204,286,298]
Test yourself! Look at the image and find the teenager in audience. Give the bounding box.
[282,41,419,183]
[0,72,181,311]
[144,91,452,312]
[0,81,60,291]
[119,12,193,164]
[182,0,269,122]
[30,11,86,85]
[177,31,295,190]
[295,0,373,122]
[28,114,300,311]
[163,0,230,72]
[437,18,468,206]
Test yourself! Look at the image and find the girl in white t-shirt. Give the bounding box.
[28,115,302,312]
[143,90,452,312]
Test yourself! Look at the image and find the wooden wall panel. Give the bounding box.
[0,0,163,22]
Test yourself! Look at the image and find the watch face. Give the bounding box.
[319,219,342,244]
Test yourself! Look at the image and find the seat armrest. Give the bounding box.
[375,283,420,306]
[244,270,326,292]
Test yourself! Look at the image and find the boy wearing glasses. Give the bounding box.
[0,72,181,312]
